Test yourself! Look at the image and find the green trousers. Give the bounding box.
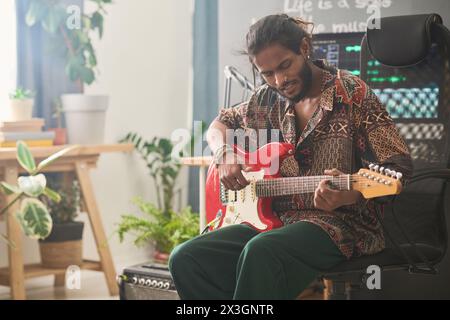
[168,221,346,300]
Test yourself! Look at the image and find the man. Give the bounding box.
[169,14,413,300]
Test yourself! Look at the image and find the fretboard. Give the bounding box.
[255,175,351,198]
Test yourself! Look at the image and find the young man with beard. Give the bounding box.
[169,14,413,300]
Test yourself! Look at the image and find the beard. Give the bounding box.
[278,61,313,103]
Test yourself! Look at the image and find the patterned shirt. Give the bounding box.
[215,60,413,259]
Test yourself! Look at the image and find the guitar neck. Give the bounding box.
[255,175,352,198]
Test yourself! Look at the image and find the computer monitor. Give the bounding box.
[312,32,442,121]
[312,32,445,167]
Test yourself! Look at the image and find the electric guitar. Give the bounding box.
[205,142,403,232]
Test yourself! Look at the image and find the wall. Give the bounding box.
[0,0,193,286]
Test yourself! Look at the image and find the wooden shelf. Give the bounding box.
[180,156,212,167]
[0,143,134,161]
[0,260,102,286]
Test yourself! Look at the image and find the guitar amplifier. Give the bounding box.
[118,262,179,300]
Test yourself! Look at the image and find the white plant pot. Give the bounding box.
[61,94,109,144]
[9,99,34,121]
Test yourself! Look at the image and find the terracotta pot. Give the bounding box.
[153,250,170,264]
[48,128,67,145]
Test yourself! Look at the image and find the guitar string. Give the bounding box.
[225,177,397,197]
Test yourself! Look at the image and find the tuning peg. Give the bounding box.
[374,165,379,172]
[390,170,397,178]
[379,166,385,174]
[384,169,391,176]
[369,164,374,171]
[396,172,403,180]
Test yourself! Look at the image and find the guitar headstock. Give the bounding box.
[352,164,403,199]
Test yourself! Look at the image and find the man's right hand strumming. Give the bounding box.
[207,120,250,191]
[218,162,249,191]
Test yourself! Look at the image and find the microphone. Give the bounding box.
[224,66,255,91]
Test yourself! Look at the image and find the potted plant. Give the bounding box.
[117,198,199,264]
[8,88,35,121]
[116,133,202,263]
[0,141,79,243]
[25,0,112,144]
[38,179,83,269]
[48,99,67,145]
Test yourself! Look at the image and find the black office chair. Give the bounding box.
[321,14,450,300]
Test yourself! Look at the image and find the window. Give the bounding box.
[0,0,17,121]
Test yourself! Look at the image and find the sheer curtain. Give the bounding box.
[188,0,219,212]
[15,0,82,129]
[0,0,17,121]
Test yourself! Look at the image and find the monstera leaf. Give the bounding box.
[15,198,53,240]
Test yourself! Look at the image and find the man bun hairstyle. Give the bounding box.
[245,14,314,58]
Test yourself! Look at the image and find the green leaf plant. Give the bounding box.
[0,141,79,241]
[117,124,207,254]
[25,0,113,90]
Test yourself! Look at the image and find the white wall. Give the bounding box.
[83,0,193,267]
[0,0,193,277]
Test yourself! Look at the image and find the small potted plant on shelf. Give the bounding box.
[8,88,35,121]
[48,99,67,145]
[38,179,84,269]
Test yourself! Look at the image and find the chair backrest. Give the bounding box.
[361,14,450,170]
[360,14,450,257]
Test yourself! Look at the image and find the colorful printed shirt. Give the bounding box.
[215,60,413,258]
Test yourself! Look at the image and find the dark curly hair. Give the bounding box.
[245,14,314,58]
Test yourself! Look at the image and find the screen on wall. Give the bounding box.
[312,32,442,121]
[312,32,446,166]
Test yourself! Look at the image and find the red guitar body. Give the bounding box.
[205,142,295,232]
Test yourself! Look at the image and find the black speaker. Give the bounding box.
[118,262,179,300]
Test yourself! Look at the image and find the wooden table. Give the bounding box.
[0,144,133,299]
[180,156,213,233]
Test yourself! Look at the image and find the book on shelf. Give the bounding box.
[0,118,45,132]
[0,131,55,142]
[0,140,54,148]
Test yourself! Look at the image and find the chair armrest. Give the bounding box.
[410,168,450,183]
